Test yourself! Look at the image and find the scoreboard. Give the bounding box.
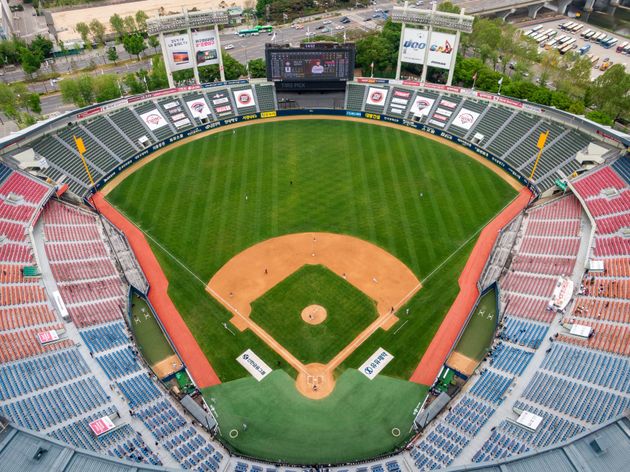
[266,43,355,91]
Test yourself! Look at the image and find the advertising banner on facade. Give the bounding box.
[89,416,115,436]
[233,89,255,108]
[192,31,219,66]
[411,96,435,117]
[165,31,219,72]
[366,87,388,107]
[427,32,456,70]
[451,108,480,130]
[401,27,428,65]
[164,34,192,72]
[186,98,212,119]
[139,109,168,130]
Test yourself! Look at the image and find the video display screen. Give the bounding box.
[266,46,355,82]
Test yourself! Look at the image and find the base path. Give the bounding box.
[410,187,532,385]
[91,192,221,389]
[207,232,421,399]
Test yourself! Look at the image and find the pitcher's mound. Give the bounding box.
[301,305,327,325]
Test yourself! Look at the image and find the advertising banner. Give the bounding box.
[233,89,255,108]
[89,416,115,436]
[139,110,168,131]
[359,348,394,380]
[192,31,219,66]
[164,34,192,72]
[237,349,272,381]
[37,330,59,344]
[165,32,219,72]
[401,27,428,65]
[427,32,456,70]
[366,87,388,107]
[411,96,435,117]
[451,108,480,130]
[186,99,212,119]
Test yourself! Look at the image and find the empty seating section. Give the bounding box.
[44,223,101,241]
[501,272,557,298]
[0,348,89,400]
[108,108,149,146]
[541,343,630,393]
[524,218,580,237]
[0,243,32,264]
[469,371,513,404]
[50,260,119,283]
[0,163,11,184]
[101,219,148,293]
[503,293,555,323]
[254,84,276,112]
[510,255,576,276]
[346,83,366,111]
[556,321,630,356]
[58,277,125,306]
[45,240,108,261]
[0,172,49,204]
[0,306,56,330]
[603,257,630,277]
[488,344,533,375]
[505,122,564,171]
[499,317,548,348]
[0,376,110,431]
[612,157,630,184]
[57,126,118,173]
[118,374,161,409]
[528,195,582,220]
[573,166,626,198]
[79,321,129,353]
[83,115,136,160]
[0,220,26,242]
[157,97,194,131]
[469,106,514,146]
[96,348,140,380]
[0,283,47,305]
[522,371,629,424]
[518,236,580,257]
[67,298,126,328]
[0,325,73,363]
[0,202,37,223]
[596,214,630,234]
[488,113,540,157]
[572,298,630,323]
[136,400,223,470]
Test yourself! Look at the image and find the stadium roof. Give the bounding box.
[0,418,176,472]
[444,414,630,472]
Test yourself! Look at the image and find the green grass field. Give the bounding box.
[203,369,427,463]
[107,119,516,382]
[451,286,499,363]
[130,294,177,366]
[250,265,378,365]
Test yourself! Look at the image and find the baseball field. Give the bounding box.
[106,118,518,461]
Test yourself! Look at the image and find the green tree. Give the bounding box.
[248,58,267,78]
[25,92,41,113]
[148,35,160,54]
[135,11,149,31]
[19,48,42,76]
[29,35,53,58]
[0,83,18,119]
[222,52,247,80]
[585,110,614,126]
[588,64,630,122]
[437,1,461,13]
[107,46,119,64]
[122,34,146,60]
[148,56,169,90]
[110,14,126,39]
[123,72,146,94]
[123,16,137,34]
[89,19,107,46]
[76,22,91,47]
[93,74,122,102]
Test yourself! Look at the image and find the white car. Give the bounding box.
[224,44,234,50]
[322,20,332,25]
[294,24,304,30]
[335,25,345,30]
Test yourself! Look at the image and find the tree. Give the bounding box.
[107,47,119,64]
[76,22,91,47]
[123,72,146,94]
[89,20,107,46]
[437,1,461,13]
[123,16,137,34]
[248,58,266,78]
[29,35,53,58]
[0,83,18,119]
[585,110,614,126]
[148,35,160,54]
[110,14,126,39]
[19,48,42,76]
[135,11,149,31]
[93,74,122,102]
[148,56,169,90]
[588,64,630,122]
[122,34,146,60]
[25,93,41,113]
[222,52,246,80]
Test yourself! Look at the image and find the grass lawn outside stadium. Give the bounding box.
[106,119,518,462]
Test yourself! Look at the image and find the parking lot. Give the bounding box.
[520,17,629,80]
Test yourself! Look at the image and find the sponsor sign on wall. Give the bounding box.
[37,330,59,344]
[411,96,435,117]
[366,87,388,107]
[165,34,193,72]
[89,416,116,436]
[233,89,255,108]
[427,32,456,70]
[237,349,272,381]
[165,32,219,72]
[401,27,429,65]
[451,108,480,130]
[359,348,394,380]
[186,99,212,119]
[192,31,219,66]
[139,110,168,130]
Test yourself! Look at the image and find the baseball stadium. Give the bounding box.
[0,7,629,472]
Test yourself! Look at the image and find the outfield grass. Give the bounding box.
[130,294,177,366]
[203,369,427,463]
[452,286,498,362]
[107,119,517,381]
[250,265,378,365]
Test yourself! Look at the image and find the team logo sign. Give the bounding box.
[139,110,167,130]
[412,96,435,118]
[233,89,255,109]
[186,99,211,119]
[452,108,480,130]
[366,87,388,107]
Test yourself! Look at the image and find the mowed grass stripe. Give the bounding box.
[107,120,516,381]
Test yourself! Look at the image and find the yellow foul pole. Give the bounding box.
[73,135,94,186]
[529,130,550,181]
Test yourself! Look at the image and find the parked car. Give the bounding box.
[224,44,234,50]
